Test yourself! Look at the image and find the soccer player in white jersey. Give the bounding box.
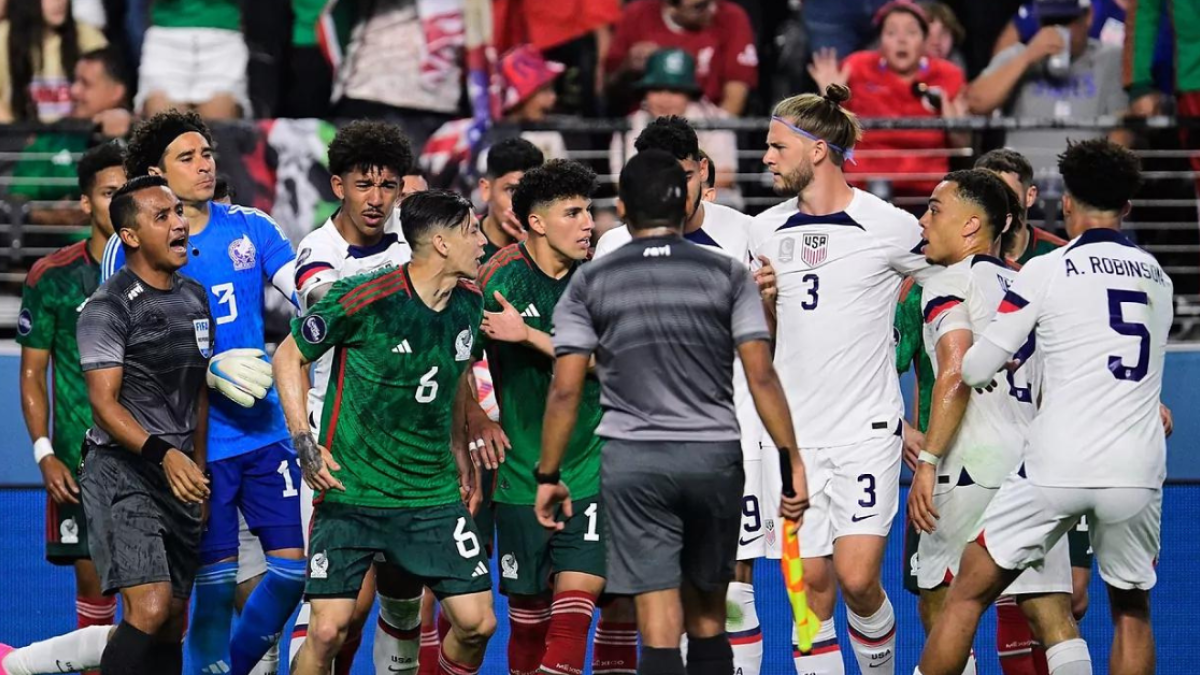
[907,169,1081,675]
[917,140,1172,675]
[291,121,420,675]
[593,116,776,675]
[747,85,938,675]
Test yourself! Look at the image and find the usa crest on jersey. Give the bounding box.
[801,234,828,267]
[194,318,212,358]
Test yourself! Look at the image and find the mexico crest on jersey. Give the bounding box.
[194,318,212,358]
[228,235,257,271]
[801,234,828,267]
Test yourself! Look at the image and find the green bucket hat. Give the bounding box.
[636,48,702,95]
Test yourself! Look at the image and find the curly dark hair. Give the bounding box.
[328,120,414,178]
[943,169,1009,242]
[124,109,213,177]
[485,137,543,178]
[511,159,598,227]
[633,115,700,162]
[1058,139,1143,213]
[9,1,80,121]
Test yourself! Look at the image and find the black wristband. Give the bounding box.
[141,435,173,464]
[533,465,561,485]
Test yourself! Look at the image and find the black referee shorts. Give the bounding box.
[600,439,743,595]
[80,445,202,599]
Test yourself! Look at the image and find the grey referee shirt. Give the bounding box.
[553,235,770,441]
[77,266,213,453]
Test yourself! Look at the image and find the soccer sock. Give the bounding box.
[997,597,1040,675]
[725,582,762,675]
[592,619,638,675]
[186,561,238,675]
[541,591,596,675]
[848,596,897,675]
[638,647,684,675]
[437,645,482,675]
[289,602,311,667]
[153,639,185,675]
[1044,639,1091,675]
[437,612,452,642]
[963,652,978,675]
[684,635,732,675]
[247,643,279,675]
[333,629,363,675]
[417,611,440,675]
[506,596,551,675]
[375,593,423,675]
[1,625,112,675]
[100,621,156,675]
[794,617,844,675]
[1032,645,1051,675]
[77,597,117,675]
[230,556,306,675]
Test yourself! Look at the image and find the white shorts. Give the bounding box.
[300,481,315,550]
[917,480,1071,595]
[136,26,250,112]
[236,510,268,584]
[761,433,902,559]
[982,472,1162,591]
[735,393,767,560]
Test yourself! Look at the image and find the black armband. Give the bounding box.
[141,435,173,464]
[533,465,561,485]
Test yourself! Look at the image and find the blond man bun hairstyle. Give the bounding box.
[771,85,863,167]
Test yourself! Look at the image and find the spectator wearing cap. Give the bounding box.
[608,48,740,202]
[808,0,968,200]
[604,0,758,116]
[421,45,569,194]
[969,0,1131,173]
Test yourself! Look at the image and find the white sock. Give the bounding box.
[374,593,422,674]
[288,601,311,665]
[847,595,897,675]
[249,641,280,675]
[725,582,762,675]
[962,651,977,675]
[794,617,844,675]
[1,625,112,675]
[680,634,688,664]
[1045,638,1092,675]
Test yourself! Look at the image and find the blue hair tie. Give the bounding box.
[771,115,856,164]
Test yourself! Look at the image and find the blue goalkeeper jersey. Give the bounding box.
[101,201,297,461]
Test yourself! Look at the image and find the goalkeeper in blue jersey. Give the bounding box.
[101,111,305,675]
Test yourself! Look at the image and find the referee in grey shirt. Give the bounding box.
[535,149,810,675]
[77,175,212,675]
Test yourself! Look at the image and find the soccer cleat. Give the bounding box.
[0,643,14,675]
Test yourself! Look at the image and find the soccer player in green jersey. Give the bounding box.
[478,137,544,263]
[274,190,496,675]
[16,141,126,653]
[476,159,637,675]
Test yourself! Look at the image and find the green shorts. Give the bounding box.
[494,495,606,596]
[46,495,90,565]
[1068,515,1094,569]
[306,501,492,600]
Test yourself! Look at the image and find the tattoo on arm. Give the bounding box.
[294,431,323,474]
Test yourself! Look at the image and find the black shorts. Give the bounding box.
[601,439,743,595]
[80,445,202,599]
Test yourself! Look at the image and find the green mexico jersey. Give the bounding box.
[478,244,603,504]
[894,277,933,432]
[17,241,100,469]
[1015,227,1067,267]
[292,264,483,508]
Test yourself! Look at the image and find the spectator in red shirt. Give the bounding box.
[809,0,969,200]
[604,0,758,116]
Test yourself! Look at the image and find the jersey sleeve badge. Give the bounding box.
[194,318,212,358]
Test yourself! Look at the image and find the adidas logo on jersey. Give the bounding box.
[471,561,489,578]
[392,340,413,354]
[520,304,540,318]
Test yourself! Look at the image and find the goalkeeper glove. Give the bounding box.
[206,348,274,408]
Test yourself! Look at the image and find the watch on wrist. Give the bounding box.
[533,465,561,485]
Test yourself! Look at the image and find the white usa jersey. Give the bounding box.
[593,201,762,442]
[977,228,1171,488]
[294,215,412,428]
[922,255,1034,490]
[748,189,937,447]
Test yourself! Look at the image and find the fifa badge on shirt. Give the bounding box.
[778,237,795,263]
[60,517,79,544]
[193,318,212,359]
[228,235,258,271]
[455,328,473,361]
[501,553,519,579]
[801,234,828,267]
[310,551,329,579]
